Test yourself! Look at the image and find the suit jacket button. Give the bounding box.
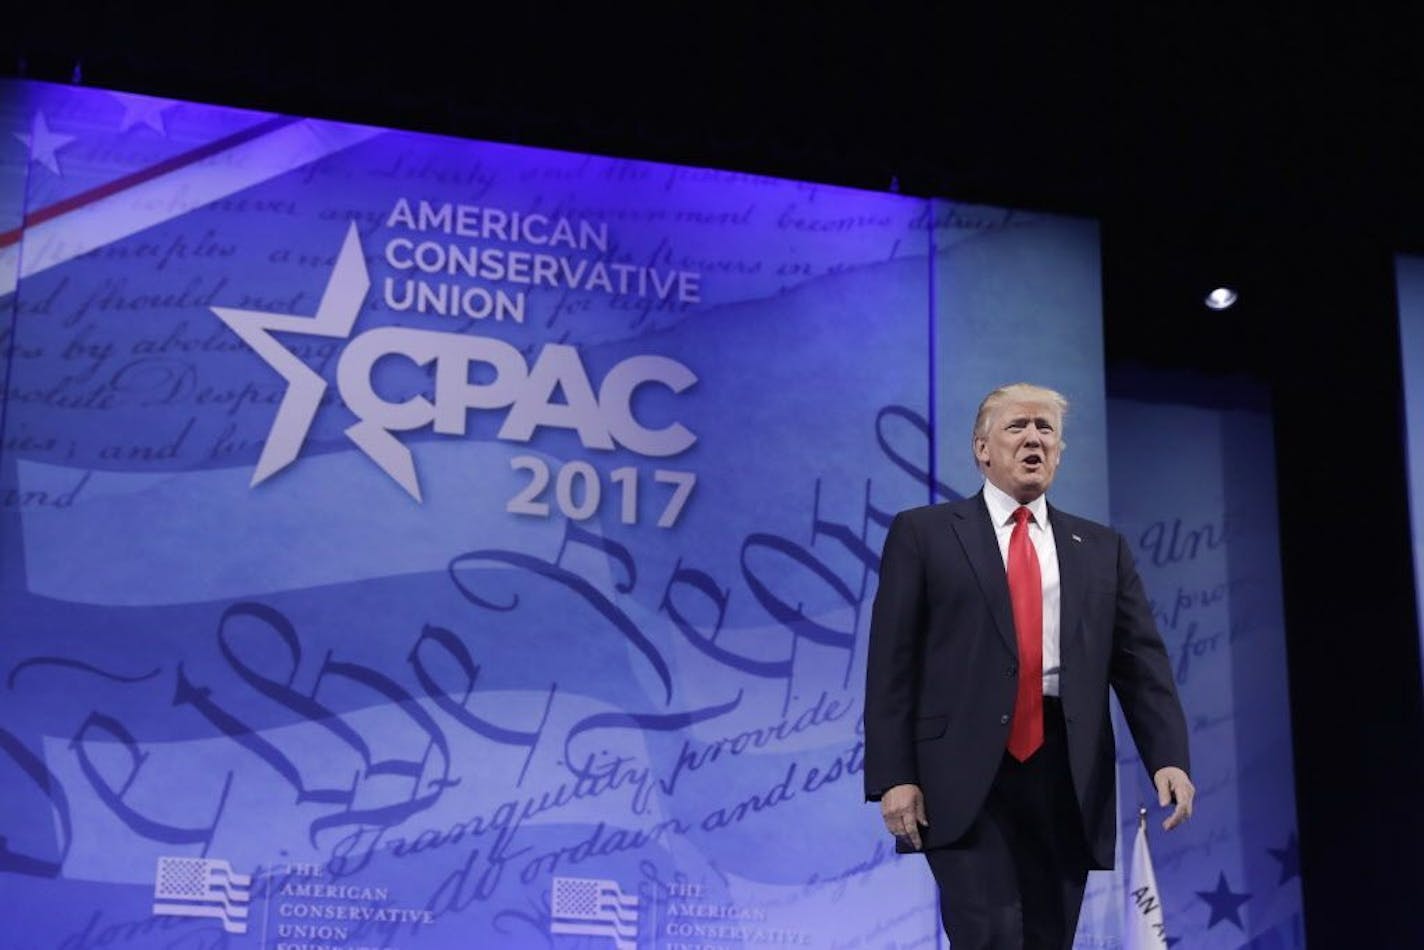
[999,714,1010,724]
[1007,665,1017,676]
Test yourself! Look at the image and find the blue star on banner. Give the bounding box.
[107,90,174,134]
[13,111,76,175]
[1267,832,1300,885]
[1196,871,1251,931]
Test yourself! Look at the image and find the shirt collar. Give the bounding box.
[981,478,1049,528]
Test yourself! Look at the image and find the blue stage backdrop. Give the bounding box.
[1107,390,1302,948]
[1396,254,1424,683]
[0,77,1295,949]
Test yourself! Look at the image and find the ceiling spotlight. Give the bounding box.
[1204,287,1238,311]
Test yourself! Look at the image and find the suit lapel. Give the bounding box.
[950,493,1018,656]
[1048,504,1087,663]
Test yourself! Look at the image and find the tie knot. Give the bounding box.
[1013,506,1033,527]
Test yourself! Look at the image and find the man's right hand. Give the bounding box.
[880,783,928,850]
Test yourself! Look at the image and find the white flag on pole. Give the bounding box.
[1124,812,1169,949]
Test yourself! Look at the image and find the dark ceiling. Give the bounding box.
[6,5,1424,379]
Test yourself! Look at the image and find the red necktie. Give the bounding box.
[1006,506,1043,761]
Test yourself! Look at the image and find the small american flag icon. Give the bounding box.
[152,856,252,934]
[550,876,639,949]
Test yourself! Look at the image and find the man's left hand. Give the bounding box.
[1153,766,1195,830]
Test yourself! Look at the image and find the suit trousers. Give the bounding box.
[923,697,1092,950]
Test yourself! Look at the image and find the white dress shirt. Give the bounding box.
[981,479,1061,697]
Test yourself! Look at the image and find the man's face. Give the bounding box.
[974,399,1063,503]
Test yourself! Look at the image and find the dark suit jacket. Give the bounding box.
[862,492,1190,869]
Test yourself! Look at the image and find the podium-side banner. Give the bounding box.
[0,78,1105,948]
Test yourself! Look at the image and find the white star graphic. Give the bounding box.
[108,91,174,134]
[14,111,77,175]
[210,222,421,496]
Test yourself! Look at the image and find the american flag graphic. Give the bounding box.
[550,876,640,950]
[152,856,252,934]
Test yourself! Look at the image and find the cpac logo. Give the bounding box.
[213,223,697,501]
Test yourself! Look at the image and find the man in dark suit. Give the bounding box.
[863,382,1193,949]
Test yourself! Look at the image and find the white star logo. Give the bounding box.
[210,222,420,496]
[211,220,695,504]
[14,111,77,175]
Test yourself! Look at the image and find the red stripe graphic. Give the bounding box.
[0,113,301,250]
